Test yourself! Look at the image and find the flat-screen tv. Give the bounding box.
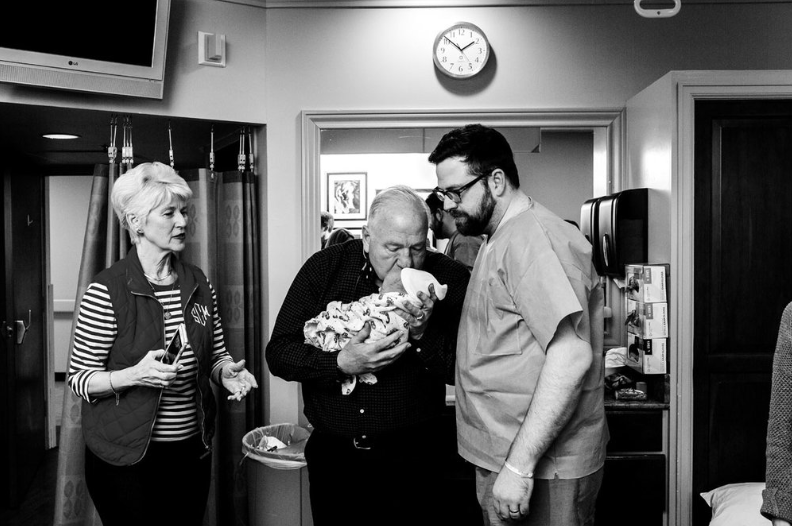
[0,0,171,99]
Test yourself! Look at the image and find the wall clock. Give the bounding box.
[433,22,490,79]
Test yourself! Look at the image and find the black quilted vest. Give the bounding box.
[82,247,218,466]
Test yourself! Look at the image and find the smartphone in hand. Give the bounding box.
[161,323,188,365]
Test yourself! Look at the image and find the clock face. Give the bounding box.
[433,22,490,79]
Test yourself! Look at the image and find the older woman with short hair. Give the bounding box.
[68,162,257,526]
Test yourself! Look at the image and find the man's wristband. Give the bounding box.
[504,461,534,479]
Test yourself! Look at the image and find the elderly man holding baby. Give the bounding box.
[266,185,470,526]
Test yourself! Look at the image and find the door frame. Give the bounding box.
[302,109,626,358]
[299,109,625,428]
[672,70,792,526]
[1,169,48,507]
[44,178,57,448]
[301,109,625,262]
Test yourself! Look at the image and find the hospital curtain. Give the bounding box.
[52,165,263,526]
[181,167,263,526]
[53,163,127,526]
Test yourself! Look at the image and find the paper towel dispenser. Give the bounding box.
[580,197,604,275]
[579,188,648,278]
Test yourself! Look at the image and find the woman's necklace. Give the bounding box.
[144,270,172,282]
[148,277,178,320]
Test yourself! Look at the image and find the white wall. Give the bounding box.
[625,72,676,265]
[48,175,94,373]
[0,0,268,125]
[521,131,593,224]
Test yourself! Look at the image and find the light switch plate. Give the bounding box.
[198,31,226,67]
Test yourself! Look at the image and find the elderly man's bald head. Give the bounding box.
[368,186,431,232]
[362,186,431,285]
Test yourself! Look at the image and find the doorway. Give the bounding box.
[301,109,625,525]
[626,70,792,526]
[303,111,621,257]
[303,110,625,347]
[692,99,792,525]
[1,169,47,508]
[0,102,258,511]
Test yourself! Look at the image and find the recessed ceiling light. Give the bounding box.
[42,133,80,140]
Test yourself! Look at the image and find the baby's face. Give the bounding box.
[380,267,407,294]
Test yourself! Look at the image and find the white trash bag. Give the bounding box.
[242,423,312,470]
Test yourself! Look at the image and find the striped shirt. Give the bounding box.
[68,279,233,442]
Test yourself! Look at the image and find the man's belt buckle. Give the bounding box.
[353,435,372,450]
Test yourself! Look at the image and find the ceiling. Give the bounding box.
[0,102,248,174]
[225,0,741,8]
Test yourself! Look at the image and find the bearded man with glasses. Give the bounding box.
[429,124,608,526]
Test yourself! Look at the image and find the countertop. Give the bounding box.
[446,394,670,410]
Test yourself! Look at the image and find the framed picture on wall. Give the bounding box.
[328,172,367,220]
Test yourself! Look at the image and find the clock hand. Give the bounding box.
[443,36,465,53]
[444,37,474,64]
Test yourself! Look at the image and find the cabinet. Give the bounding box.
[596,397,669,526]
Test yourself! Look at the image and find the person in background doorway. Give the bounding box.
[321,210,354,248]
[430,124,607,526]
[67,162,257,526]
[326,226,354,246]
[425,192,485,271]
[266,186,470,526]
[321,211,334,249]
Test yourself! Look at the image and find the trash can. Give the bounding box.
[243,424,313,526]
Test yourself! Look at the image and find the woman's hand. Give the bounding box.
[126,349,182,389]
[221,359,259,401]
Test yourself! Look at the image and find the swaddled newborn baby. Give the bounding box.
[303,268,448,395]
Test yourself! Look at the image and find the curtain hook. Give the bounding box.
[238,126,246,172]
[247,126,255,174]
[108,114,118,165]
[122,115,134,169]
[168,121,175,169]
[209,125,216,179]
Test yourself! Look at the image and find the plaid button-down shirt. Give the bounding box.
[266,239,470,438]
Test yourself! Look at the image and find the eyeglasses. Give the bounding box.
[432,172,489,204]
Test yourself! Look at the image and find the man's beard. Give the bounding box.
[452,185,495,236]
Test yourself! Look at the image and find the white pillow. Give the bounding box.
[700,482,771,526]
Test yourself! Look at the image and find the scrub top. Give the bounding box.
[455,193,608,479]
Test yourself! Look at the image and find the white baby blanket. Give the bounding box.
[303,268,447,395]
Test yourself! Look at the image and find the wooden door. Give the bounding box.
[1,170,47,508]
[693,100,792,525]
